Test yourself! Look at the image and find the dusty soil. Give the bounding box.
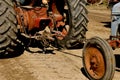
[0,5,120,80]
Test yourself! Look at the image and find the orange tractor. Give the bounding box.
[0,0,118,80]
[0,0,88,55]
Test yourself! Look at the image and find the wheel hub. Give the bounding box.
[84,47,105,79]
[90,55,99,71]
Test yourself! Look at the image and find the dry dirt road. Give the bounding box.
[0,5,120,80]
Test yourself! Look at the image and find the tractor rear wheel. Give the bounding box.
[82,37,115,80]
[53,0,88,48]
[0,0,24,57]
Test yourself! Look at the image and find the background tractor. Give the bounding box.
[82,1,120,80]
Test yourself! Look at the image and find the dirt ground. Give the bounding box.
[0,5,120,80]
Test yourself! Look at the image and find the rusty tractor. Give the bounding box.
[0,0,118,80]
[0,0,88,55]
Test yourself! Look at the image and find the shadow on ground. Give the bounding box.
[81,67,89,79]
[101,22,111,28]
[0,51,24,59]
[26,48,56,54]
[115,54,120,71]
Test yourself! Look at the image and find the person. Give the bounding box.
[111,2,120,39]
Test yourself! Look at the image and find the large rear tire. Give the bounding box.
[82,37,115,80]
[54,0,88,48]
[0,0,24,57]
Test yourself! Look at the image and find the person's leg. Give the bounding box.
[111,16,119,36]
[111,16,120,40]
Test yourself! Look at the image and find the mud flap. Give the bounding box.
[82,37,115,80]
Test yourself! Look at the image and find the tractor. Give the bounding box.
[0,0,88,55]
[82,1,120,80]
[0,0,118,80]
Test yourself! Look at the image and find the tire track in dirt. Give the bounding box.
[0,58,36,80]
[86,8,111,39]
[0,49,88,80]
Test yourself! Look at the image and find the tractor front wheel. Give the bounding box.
[82,37,115,80]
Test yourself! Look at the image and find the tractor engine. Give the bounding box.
[15,0,65,49]
[15,6,64,34]
[16,7,51,34]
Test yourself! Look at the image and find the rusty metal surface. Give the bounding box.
[15,7,49,31]
[108,38,120,49]
[15,2,65,35]
[84,47,105,79]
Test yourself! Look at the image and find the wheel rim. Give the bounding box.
[84,46,105,79]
